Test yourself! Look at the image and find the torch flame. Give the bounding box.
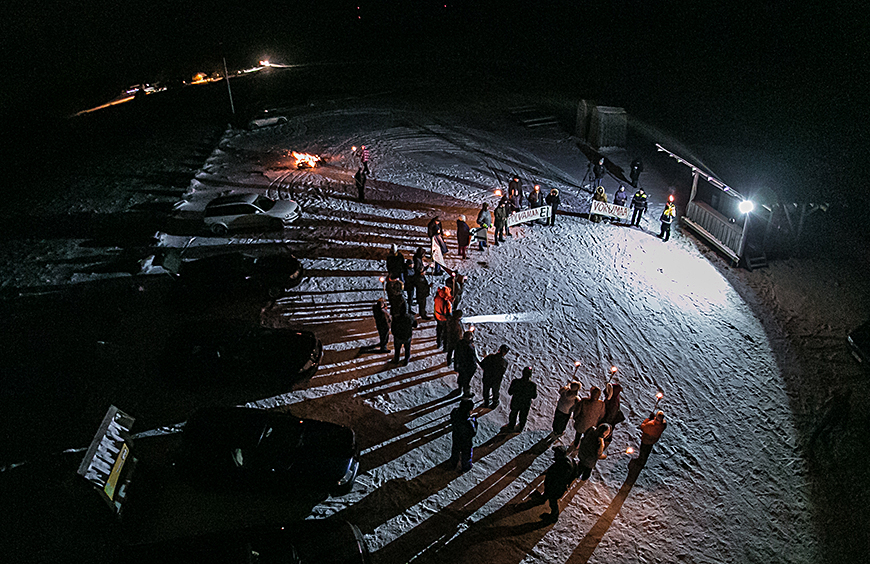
[292,151,321,169]
[656,392,663,399]
[574,360,582,367]
[494,189,503,197]
[626,447,634,454]
[379,276,385,283]
[610,365,618,373]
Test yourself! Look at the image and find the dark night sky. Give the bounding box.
[3,1,866,196]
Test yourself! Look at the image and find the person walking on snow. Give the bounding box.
[504,366,538,432]
[630,157,643,187]
[552,380,582,435]
[443,309,465,366]
[448,399,477,472]
[433,286,453,349]
[359,298,391,353]
[360,145,371,174]
[602,382,626,429]
[576,423,612,481]
[631,188,648,227]
[354,167,367,202]
[386,244,406,282]
[636,410,667,465]
[447,273,466,311]
[456,215,471,259]
[480,344,510,408]
[454,331,478,398]
[538,445,577,522]
[428,217,447,275]
[385,273,406,316]
[571,386,605,451]
[390,303,417,365]
[659,198,677,241]
[411,247,431,319]
[545,188,560,226]
[475,203,492,251]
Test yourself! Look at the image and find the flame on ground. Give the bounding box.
[292,151,321,168]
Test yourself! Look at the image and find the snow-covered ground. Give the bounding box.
[3,84,867,562]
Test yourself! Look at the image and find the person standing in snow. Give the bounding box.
[590,185,608,223]
[454,330,478,398]
[428,217,447,275]
[433,285,453,349]
[412,247,432,319]
[630,188,648,227]
[354,167,367,202]
[508,176,522,207]
[475,203,492,251]
[545,188,560,226]
[360,145,371,175]
[448,399,477,472]
[630,157,643,187]
[576,423,612,481]
[553,380,582,435]
[390,303,417,365]
[593,158,606,189]
[359,298,391,353]
[447,273,466,311]
[571,386,605,451]
[480,344,510,408]
[443,309,465,366]
[613,185,628,208]
[659,198,677,241]
[386,244,406,282]
[385,272,406,316]
[456,215,471,259]
[636,410,667,465]
[504,366,538,432]
[537,445,577,522]
[528,184,542,209]
[494,199,508,244]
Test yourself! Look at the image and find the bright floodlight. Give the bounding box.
[739,200,755,214]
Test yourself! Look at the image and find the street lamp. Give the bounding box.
[736,200,754,260]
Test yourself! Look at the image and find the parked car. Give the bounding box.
[204,193,300,235]
[180,407,360,496]
[162,321,323,383]
[248,115,289,129]
[848,320,870,364]
[154,247,304,298]
[121,519,370,564]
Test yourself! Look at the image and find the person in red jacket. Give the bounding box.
[433,286,453,350]
[638,410,667,464]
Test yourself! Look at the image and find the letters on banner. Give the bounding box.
[589,200,630,220]
[507,206,552,227]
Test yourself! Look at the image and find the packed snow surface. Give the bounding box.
[147,98,817,563]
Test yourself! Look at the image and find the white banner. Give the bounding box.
[431,237,445,267]
[507,206,552,227]
[589,200,630,220]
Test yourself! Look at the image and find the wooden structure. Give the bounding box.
[577,101,626,149]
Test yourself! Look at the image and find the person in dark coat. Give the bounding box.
[630,188,648,227]
[630,157,643,187]
[456,215,471,259]
[386,244,406,281]
[602,383,626,429]
[593,158,606,189]
[354,167,367,202]
[448,399,478,472]
[545,188,560,226]
[659,199,676,241]
[447,273,466,311]
[480,344,510,408]
[505,366,538,432]
[385,273,406,316]
[444,309,465,366]
[390,303,417,365]
[538,445,577,522]
[576,423,611,481]
[454,330,478,398]
[527,185,542,208]
[413,251,432,320]
[613,185,628,207]
[360,298,391,353]
[494,200,508,244]
[475,203,492,251]
[508,176,522,208]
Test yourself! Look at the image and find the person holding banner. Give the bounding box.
[613,185,628,207]
[475,203,492,251]
[591,186,608,223]
[545,188,561,226]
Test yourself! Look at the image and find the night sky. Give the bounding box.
[3,1,865,195]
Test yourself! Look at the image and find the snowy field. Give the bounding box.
[3,82,867,563]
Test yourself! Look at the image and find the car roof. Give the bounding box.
[206,193,262,207]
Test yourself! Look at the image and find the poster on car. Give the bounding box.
[507,206,552,227]
[589,200,630,220]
